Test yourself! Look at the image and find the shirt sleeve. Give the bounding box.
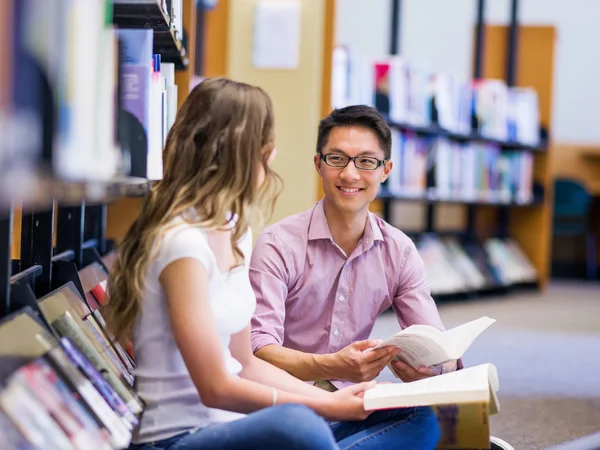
[249,231,292,354]
[154,227,214,277]
[392,241,464,369]
[392,240,445,330]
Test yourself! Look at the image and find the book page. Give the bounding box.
[364,363,496,411]
[366,316,496,368]
[443,316,496,358]
[382,334,450,368]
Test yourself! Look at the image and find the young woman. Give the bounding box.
[105,78,376,450]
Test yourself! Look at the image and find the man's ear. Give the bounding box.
[314,153,322,175]
[381,160,393,182]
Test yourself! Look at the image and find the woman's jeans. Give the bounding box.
[129,403,441,450]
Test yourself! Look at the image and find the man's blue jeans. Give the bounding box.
[329,405,441,449]
[129,403,440,450]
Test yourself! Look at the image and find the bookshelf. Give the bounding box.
[324,1,556,300]
[113,0,189,69]
[0,0,197,446]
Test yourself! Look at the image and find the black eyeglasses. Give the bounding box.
[319,153,387,171]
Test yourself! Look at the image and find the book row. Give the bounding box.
[384,132,535,205]
[0,257,139,449]
[5,0,177,195]
[414,234,538,296]
[332,48,542,146]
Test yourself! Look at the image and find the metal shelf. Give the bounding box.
[113,0,189,69]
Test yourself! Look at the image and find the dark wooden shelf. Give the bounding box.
[384,116,548,152]
[113,0,189,69]
[377,187,543,207]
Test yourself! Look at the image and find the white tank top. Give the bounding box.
[131,218,255,443]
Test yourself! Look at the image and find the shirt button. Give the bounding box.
[333,329,340,336]
[338,295,345,302]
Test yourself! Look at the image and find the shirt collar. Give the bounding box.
[308,198,384,243]
[308,199,333,241]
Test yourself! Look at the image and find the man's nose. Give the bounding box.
[340,161,361,181]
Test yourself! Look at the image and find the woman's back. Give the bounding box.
[132,217,254,443]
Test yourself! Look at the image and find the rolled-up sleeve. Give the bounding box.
[249,232,293,354]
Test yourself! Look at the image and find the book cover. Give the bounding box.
[364,363,499,449]
[15,359,110,450]
[0,380,74,450]
[51,311,142,415]
[43,344,135,447]
[59,337,140,425]
[118,28,153,131]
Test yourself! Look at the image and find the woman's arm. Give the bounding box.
[160,258,369,421]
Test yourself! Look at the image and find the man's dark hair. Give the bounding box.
[316,105,392,159]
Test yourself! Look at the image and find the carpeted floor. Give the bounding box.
[371,280,600,450]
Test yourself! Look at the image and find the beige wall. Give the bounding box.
[226,0,325,227]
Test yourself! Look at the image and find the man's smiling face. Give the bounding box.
[315,125,392,216]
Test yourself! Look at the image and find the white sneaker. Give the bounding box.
[490,436,515,450]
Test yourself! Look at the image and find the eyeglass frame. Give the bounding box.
[318,152,388,171]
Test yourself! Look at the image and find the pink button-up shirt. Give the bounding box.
[249,199,446,386]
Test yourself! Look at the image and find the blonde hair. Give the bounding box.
[105,78,282,345]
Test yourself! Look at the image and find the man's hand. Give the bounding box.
[390,357,458,383]
[330,340,399,383]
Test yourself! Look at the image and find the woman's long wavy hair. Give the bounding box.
[105,78,282,345]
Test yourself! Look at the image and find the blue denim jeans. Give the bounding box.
[129,404,440,450]
[330,406,441,449]
[129,404,338,450]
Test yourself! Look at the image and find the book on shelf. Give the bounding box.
[11,359,114,450]
[357,54,542,147]
[37,289,143,415]
[118,28,177,181]
[412,234,538,296]
[384,132,535,205]
[366,316,495,369]
[43,340,136,446]
[14,0,122,183]
[0,307,57,358]
[364,363,499,449]
[0,307,139,448]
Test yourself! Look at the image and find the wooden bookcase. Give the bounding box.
[475,25,556,289]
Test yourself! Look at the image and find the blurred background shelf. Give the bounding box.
[113,0,189,69]
[385,117,549,152]
[377,186,545,207]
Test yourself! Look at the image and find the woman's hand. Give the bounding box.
[315,381,376,422]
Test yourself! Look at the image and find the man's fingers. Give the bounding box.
[362,345,398,362]
[418,366,436,377]
[391,359,421,376]
[365,349,399,369]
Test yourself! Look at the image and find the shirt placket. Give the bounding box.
[328,258,351,353]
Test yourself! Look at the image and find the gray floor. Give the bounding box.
[371,281,600,450]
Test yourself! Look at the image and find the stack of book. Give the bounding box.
[415,234,538,296]
[0,280,140,448]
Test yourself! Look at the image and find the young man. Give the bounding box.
[251,104,449,448]
[250,104,458,391]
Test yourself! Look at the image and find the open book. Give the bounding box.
[366,316,495,369]
[364,363,500,449]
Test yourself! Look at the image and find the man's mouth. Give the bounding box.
[337,186,363,194]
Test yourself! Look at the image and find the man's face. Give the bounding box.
[314,125,392,215]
